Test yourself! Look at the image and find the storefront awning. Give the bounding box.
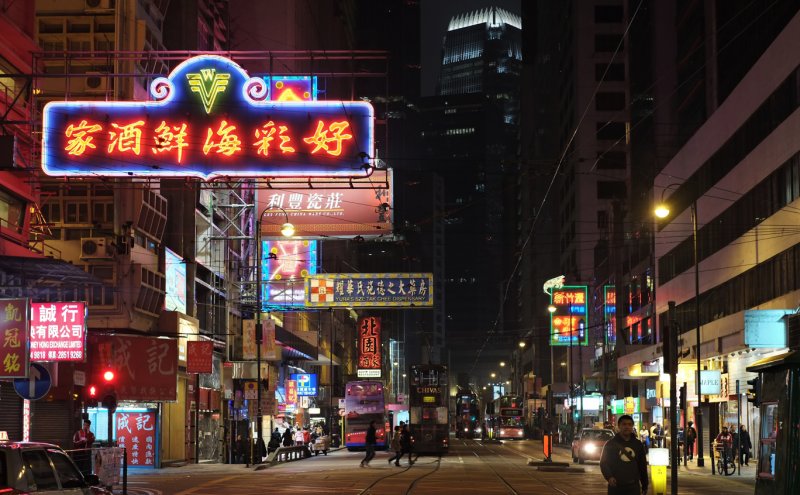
[746,351,799,372]
[0,255,105,288]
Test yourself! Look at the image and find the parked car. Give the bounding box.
[571,428,615,464]
[0,433,111,494]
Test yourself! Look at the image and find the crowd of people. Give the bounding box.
[361,420,415,468]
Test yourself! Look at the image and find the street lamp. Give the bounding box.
[500,361,506,367]
[255,206,295,462]
[655,183,704,473]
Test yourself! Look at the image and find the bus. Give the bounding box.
[493,395,525,440]
[455,387,482,438]
[344,381,387,450]
[409,364,449,454]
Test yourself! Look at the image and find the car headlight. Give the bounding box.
[475,427,482,433]
[517,430,524,436]
[583,443,597,454]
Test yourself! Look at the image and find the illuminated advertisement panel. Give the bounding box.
[30,301,86,362]
[0,298,29,378]
[41,55,373,179]
[604,285,617,345]
[357,316,381,378]
[165,248,187,313]
[265,75,317,101]
[285,379,298,405]
[305,273,433,308]
[256,171,393,238]
[261,240,318,309]
[290,373,318,396]
[550,286,588,346]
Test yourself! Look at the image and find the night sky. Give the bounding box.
[421,0,521,96]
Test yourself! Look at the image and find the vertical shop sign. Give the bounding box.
[242,319,256,360]
[357,316,381,378]
[285,379,298,405]
[262,319,277,360]
[116,410,157,467]
[0,298,28,379]
[30,301,86,362]
[186,341,213,373]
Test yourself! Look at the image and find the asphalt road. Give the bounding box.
[120,438,757,495]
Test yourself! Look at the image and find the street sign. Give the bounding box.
[244,381,257,400]
[13,363,51,400]
[73,370,85,386]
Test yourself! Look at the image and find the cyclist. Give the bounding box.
[715,426,734,466]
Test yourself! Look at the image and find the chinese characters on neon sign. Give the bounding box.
[42,55,374,179]
[549,286,588,346]
[604,285,617,346]
[357,316,381,378]
[30,302,86,362]
[0,299,28,379]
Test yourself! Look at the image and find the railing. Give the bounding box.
[265,445,311,466]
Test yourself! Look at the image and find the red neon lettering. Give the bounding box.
[253,121,295,156]
[152,121,188,163]
[203,120,242,156]
[108,120,145,155]
[303,120,353,157]
[64,120,103,156]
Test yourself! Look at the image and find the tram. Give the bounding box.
[492,395,525,440]
[408,364,449,454]
[455,387,482,438]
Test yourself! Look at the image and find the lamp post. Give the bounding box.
[655,185,704,469]
[518,341,526,397]
[255,206,294,461]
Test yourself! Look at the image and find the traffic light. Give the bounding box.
[99,367,117,413]
[746,376,761,405]
[85,384,99,408]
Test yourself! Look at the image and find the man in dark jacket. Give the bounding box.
[361,420,377,467]
[400,422,415,465]
[600,415,648,495]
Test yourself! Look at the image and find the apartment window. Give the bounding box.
[597,210,609,230]
[0,190,25,233]
[41,202,61,223]
[595,5,624,23]
[596,151,626,170]
[136,188,167,242]
[597,63,625,81]
[596,92,626,111]
[135,266,165,315]
[597,181,627,199]
[64,201,89,223]
[88,265,115,307]
[596,122,627,141]
[595,34,624,53]
[92,201,114,224]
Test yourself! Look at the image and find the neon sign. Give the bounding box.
[549,286,588,346]
[265,75,317,101]
[42,55,373,179]
[357,316,382,378]
[261,240,318,309]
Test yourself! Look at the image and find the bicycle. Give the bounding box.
[715,445,736,476]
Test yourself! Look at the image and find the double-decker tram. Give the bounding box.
[493,395,525,440]
[409,364,449,454]
[455,387,482,438]
[344,381,387,450]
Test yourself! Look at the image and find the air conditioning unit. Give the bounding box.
[85,73,110,93]
[81,237,113,259]
[85,0,113,11]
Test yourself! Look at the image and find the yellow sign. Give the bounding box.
[624,396,636,414]
[651,465,667,495]
[186,69,230,114]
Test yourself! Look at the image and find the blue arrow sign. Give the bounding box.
[14,363,51,401]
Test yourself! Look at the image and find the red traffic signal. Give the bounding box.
[88,385,97,398]
[102,369,115,382]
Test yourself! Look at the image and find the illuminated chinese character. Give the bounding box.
[117,413,132,434]
[3,328,20,348]
[152,121,188,163]
[65,120,102,156]
[108,120,145,155]
[253,121,295,156]
[3,352,21,373]
[324,193,343,209]
[203,120,241,156]
[303,120,353,157]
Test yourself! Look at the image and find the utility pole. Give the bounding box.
[667,301,679,495]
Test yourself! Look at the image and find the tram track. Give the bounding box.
[356,457,442,495]
[474,440,571,495]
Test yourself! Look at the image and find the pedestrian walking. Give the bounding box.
[294,427,306,446]
[72,419,95,476]
[268,428,281,454]
[600,415,649,495]
[360,420,377,467]
[387,426,402,466]
[282,428,294,447]
[233,434,246,463]
[739,426,752,465]
[685,421,697,461]
[400,423,415,466]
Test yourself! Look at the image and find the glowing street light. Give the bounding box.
[500,361,506,367]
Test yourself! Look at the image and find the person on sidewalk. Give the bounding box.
[600,415,649,495]
[360,420,377,467]
[282,428,294,447]
[685,421,697,461]
[400,422,415,465]
[72,419,95,476]
[716,426,734,464]
[387,426,402,466]
[739,426,752,466]
[294,427,306,446]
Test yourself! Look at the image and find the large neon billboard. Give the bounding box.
[550,285,588,346]
[261,239,318,309]
[41,55,374,179]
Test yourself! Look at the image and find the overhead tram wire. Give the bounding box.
[468,0,646,375]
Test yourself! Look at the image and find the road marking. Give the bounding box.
[173,475,239,495]
[458,455,464,463]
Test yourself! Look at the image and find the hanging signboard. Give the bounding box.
[0,298,29,379]
[41,55,374,179]
[265,75,317,101]
[29,301,86,362]
[305,273,433,308]
[186,341,213,374]
[285,379,298,405]
[744,309,792,348]
[604,285,617,345]
[115,409,157,467]
[290,373,318,396]
[261,240,318,309]
[357,316,381,378]
[549,286,588,346]
[256,170,393,238]
[89,335,178,401]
